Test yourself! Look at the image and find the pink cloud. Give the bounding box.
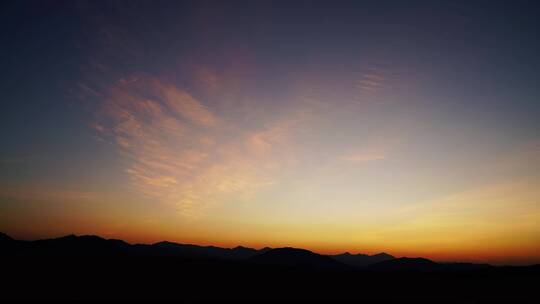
[92,76,299,218]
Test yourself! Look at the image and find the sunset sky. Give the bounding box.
[1,1,539,265]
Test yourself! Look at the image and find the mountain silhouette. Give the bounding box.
[370,257,442,271]
[0,232,13,243]
[250,247,349,270]
[12,234,132,257]
[0,232,500,271]
[369,257,495,272]
[146,241,267,259]
[1,232,538,302]
[0,232,503,271]
[330,251,394,267]
[441,262,493,271]
[0,232,269,260]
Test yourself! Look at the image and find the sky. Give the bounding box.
[1,0,539,265]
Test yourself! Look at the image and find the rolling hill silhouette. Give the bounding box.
[0,232,513,271]
[250,247,348,270]
[0,232,12,243]
[1,232,538,302]
[5,234,131,257]
[0,232,389,267]
[148,241,269,259]
[330,251,394,267]
[369,257,442,271]
[370,257,494,272]
[0,232,270,260]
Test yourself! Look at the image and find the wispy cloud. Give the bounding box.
[159,81,218,127]
[340,151,385,163]
[94,76,299,218]
[339,139,397,164]
[195,66,221,93]
[355,67,387,96]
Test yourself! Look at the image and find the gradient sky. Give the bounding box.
[1,0,540,265]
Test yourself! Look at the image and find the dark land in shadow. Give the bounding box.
[1,232,538,303]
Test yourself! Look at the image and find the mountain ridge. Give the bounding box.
[0,232,504,269]
[2,231,538,302]
[250,247,349,270]
[330,251,395,267]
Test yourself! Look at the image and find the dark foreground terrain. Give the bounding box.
[1,233,538,303]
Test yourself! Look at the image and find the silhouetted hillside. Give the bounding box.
[0,232,514,271]
[5,234,131,257]
[0,232,13,243]
[330,251,394,267]
[1,232,539,302]
[250,247,348,270]
[370,257,442,271]
[370,257,495,272]
[0,232,270,260]
[441,262,493,271]
[144,241,268,259]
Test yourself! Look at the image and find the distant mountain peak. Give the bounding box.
[373,252,394,258]
[0,232,13,242]
[153,240,178,246]
[79,235,107,241]
[370,257,442,271]
[398,257,436,263]
[58,234,77,239]
[329,251,394,267]
[272,247,313,253]
[0,233,496,271]
[250,247,348,270]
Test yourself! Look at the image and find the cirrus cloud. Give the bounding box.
[92,76,300,218]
